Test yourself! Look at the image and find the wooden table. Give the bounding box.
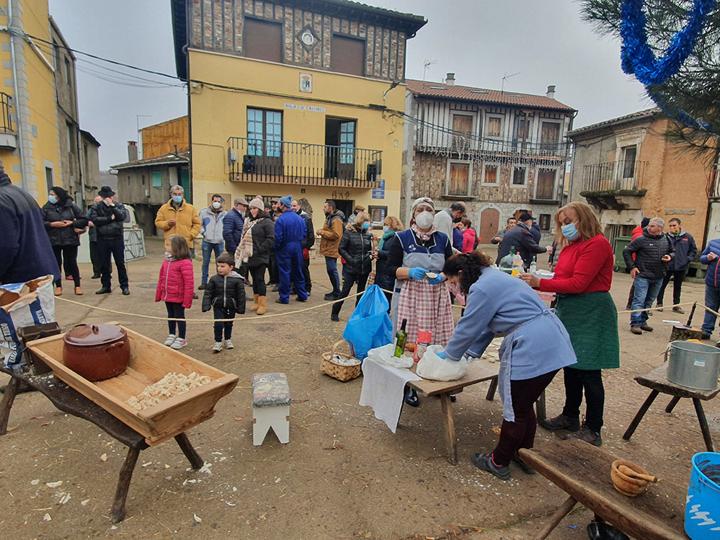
[622,364,720,451]
[0,346,205,523]
[405,360,499,465]
[519,439,685,540]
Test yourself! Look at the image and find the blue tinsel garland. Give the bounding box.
[620,0,716,86]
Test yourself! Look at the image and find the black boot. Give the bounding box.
[539,414,580,432]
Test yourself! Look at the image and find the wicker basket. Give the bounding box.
[321,340,362,382]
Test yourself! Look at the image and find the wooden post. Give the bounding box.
[175,433,204,470]
[0,376,20,435]
[111,447,140,523]
[665,396,681,414]
[692,398,715,452]
[622,390,659,441]
[485,376,498,401]
[534,495,577,540]
[440,393,457,465]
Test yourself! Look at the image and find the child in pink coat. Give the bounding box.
[155,236,195,349]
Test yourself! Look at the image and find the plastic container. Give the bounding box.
[685,451,720,539]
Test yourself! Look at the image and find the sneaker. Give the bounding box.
[539,414,580,432]
[324,292,339,301]
[275,298,288,304]
[170,338,187,350]
[640,324,653,332]
[121,288,130,296]
[471,452,511,481]
[561,425,602,447]
[511,453,536,475]
[224,339,234,350]
[212,342,223,353]
[95,287,111,295]
[672,306,685,314]
[164,334,177,346]
[404,388,420,407]
[630,326,643,335]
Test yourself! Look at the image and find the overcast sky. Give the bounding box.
[49,0,651,169]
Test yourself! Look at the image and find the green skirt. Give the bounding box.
[555,292,620,370]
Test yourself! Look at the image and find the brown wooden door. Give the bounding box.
[536,169,556,200]
[479,208,500,244]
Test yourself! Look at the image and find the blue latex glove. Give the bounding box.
[435,349,448,359]
[408,267,428,281]
[428,273,445,285]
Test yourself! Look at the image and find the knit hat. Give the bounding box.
[411,197,434,214]
[249,197,264,210]
[279,195,292,208]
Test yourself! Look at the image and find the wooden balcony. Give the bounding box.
[580,160,647,210]
[227,137,382,189]
[415,135,569,162]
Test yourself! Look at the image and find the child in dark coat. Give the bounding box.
[202,253,246,352]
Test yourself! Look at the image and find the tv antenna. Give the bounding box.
[501,72,520,93]
[422,59,435,80]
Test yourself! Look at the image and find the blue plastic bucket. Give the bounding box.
[686,452,720,539]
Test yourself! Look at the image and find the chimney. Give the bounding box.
[546,85,556,99]
[445,72,455,86]
[127,141,138,162]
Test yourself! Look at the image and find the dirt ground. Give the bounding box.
[1,238,718,539]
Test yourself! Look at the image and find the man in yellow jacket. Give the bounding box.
[155,185,201,252]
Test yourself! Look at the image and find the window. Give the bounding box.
[64,58,71,87]
[512,166,527,186]
[540,121,560,147]
[483,163,498,184]
[243,18,282,63]
[331,35,365,76]
[339,121,355,164]
[539,214,551,231]
[486,115,503,138]
[515,116,530,140]
[53,39,60,71]
[247,108,282,157]
[621,145,637,178]
[536,168,557,199]
[45,167,53,193]
[368,205,387,226]
[141,174,145,186]
[151,171,162,188]
[447,161,471,196]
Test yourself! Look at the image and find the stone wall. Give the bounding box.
[189,0,406,81]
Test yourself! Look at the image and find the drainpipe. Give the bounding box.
[564,110,578,203]
[8,0,28,192]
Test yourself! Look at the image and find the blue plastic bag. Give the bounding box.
[342,285,393,360]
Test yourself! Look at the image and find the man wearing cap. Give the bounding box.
[273,195,308,304]
[88,186,130,295]
[0,164,59,285]
[155,185,201,253]
[496,212,549,269]
[199,194,227,289]
[223,197,247,257]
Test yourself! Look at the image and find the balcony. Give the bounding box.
[580,160,647,210]
[0,92,16,150]
[415,132,569,162]
[227,137,382,189]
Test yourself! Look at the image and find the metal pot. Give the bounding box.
[666,341,720,391]
[63,324,130,381]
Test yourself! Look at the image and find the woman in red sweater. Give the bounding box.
[520,201,619,447]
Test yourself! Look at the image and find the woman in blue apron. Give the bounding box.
[439,252,577,481]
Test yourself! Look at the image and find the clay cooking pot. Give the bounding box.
[63,324,130,381]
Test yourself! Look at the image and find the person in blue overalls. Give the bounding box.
[436,251,577,481]
[273,195,308,304]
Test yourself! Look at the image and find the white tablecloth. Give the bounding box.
[359,357,420,433]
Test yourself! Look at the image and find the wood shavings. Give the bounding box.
[127,372,212,410]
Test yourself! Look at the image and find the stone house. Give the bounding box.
[569,108,717,247]
[403,76,576,243]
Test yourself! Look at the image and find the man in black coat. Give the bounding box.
[623,217,674,334]
[88,186,129,295]
[496,212,548,268]
[292,199,314,294]
[657,217,697,313]
[0,166,59,284]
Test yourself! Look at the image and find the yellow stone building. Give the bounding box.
[0,0,63,202]
[170,0,425,227]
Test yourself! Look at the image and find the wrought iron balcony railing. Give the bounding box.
[415,132,568,160]
[581,160,647,193]
[0,92,14,135]
[227,137,382,189]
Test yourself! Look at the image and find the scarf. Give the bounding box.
[411,223,437,242]
[378,229,395,250]
[235,218,257,264]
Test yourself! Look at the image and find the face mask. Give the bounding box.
[212,201,222,210]
[561,222,579,241]
[361,222,370,231]
[172,195,183,204]
[48,195,57,204]
[415,211,434,230]
[383,225,390,233]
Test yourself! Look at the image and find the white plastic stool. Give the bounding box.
[252,372,290,446]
